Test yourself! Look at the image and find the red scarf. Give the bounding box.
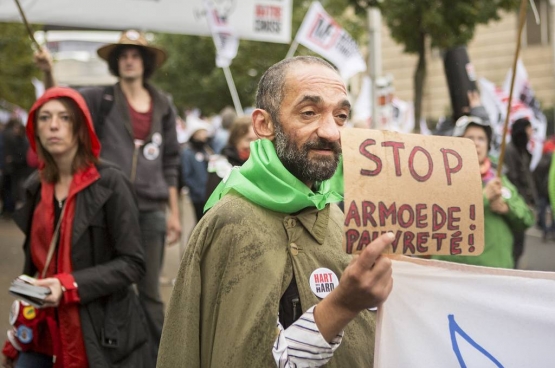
[480,157,496,184]
[31,164,100,368]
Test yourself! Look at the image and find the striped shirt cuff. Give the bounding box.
[273,305,344,367]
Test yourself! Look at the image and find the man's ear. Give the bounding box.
[252,109,276,141]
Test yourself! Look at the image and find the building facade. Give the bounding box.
[380,0,554,121]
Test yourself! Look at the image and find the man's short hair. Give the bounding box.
[255,56,338,125]
[107,45,157,80]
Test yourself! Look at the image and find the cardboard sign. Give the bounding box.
[342,129,484,256]
[375,257,555,367]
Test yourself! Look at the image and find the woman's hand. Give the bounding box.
[483,177,502,202]
[33,47,53,73]
[490,197,509,214]
[33,278,63,307]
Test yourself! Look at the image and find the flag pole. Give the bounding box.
[496,0,528,177]
[13,0,41,50]
[223,66,244,116]
[285,40,299,59]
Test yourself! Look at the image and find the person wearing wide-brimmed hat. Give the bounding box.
[34,30,181,366]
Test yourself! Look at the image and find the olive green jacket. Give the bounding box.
[157,193,376,367]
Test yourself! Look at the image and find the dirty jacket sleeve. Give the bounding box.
[157,225,203,368]
[157,195,289,368]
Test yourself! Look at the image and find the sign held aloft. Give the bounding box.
[294,1,366,80]
[341,129,484,256]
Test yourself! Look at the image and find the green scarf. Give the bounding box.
[204,139,343,213]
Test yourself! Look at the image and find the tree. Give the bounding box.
[152,0,363,116]
[0,23,40,111]
[152,33,291,116]
[350,0,520,125]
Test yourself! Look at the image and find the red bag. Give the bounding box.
[2,300,58,359]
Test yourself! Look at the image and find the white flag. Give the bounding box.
[295,2,366,80]
[353,76,372,122]
[376,257,555,367]
[503,59,547,170]
[205,0,239,68]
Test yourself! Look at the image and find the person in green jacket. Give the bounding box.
[433,113,534,268]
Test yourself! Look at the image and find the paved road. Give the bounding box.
[1,198,554,339]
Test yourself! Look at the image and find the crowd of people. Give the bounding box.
[0,29,552,368]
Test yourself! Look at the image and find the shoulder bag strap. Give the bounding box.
[41,204,67,279]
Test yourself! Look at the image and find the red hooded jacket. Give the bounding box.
[21,87,101,367]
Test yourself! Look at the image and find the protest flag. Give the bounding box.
[287,1,366,80]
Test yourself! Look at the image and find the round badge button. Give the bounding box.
[7,329,22,351]
[309,268,339,299]
[152,132,162,146]
[16,325,33,344]
[195,152,205,162]
[143,143,160,160]
[22,306,36,320]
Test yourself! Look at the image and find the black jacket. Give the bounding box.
[504,142,538,206]
[13,161,148,367]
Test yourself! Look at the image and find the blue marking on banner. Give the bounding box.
[448,314,504,368]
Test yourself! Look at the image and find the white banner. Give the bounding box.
[205,0,239,68]
[376,257,555,367]
[295,1,366,80]
[0,0,292,44]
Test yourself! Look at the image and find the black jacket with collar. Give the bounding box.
[13,160,148,367]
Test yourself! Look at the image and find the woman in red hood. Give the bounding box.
[2,87,148,368]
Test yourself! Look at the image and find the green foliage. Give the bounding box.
[152,33,290,116]
[152,0,363,116]
[350,0,520,53]
[0,23,40,110]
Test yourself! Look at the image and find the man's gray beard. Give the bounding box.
[273,123,340,184]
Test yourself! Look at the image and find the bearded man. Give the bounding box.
[157,56,394,368]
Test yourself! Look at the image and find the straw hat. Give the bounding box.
[97,30,167,68]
